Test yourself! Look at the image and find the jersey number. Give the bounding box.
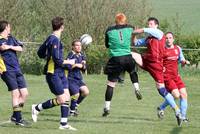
[118,31,124,44]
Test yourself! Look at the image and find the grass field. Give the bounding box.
[0,70,200,134]
[149,0,200,33]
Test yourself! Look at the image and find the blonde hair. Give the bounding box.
[115,13,127,25]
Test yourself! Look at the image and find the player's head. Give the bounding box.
[72,39,82,53]
[147,17,159,28]
[0,20,11,35]
[165,32,174,47]
[52,17,64,31]
[115,13,127,25]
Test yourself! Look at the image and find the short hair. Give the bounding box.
[72,39,81,46]
[148,17,159,26]
[166,31,174,36]
[115,13,127,25]
[51,17,64,31]
[0,20,9,33]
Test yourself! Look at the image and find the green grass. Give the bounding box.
[0,71,200,134]
[149,0,200,33]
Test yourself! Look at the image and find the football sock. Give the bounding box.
[35,98,59,111]
[60,101,70,126]
[77,95,86,105]
[158,87,180,115]
[13,104,22,122]
[70,95,78,111]
[180,98,188,119]
[130,71,138,83]
[104,85,114,110]
[104,101,111,110]
[133,82,140,90]
[159,100,169,110]
[164,93,180,115]
[105,85,113,101]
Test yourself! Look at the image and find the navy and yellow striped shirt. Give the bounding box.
[41,34,65,74]
[66,51,86,80]
[0,35,22,72]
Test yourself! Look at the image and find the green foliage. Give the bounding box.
[1,0,200,74]
[84,45,108,74]
[19,43,45,75]
[179,34,200,67]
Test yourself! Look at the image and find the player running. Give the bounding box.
[157,32,189,123]
[66,39,89,116]
[31,17,77,130]
[132,17,182,126]
[0,20,29,126]
[102,13,142,117]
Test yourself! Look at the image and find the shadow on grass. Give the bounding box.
[170,127,182,134]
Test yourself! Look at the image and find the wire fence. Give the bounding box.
[21,41,200,51]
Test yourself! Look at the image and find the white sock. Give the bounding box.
[133,83,140,91]
[38,103,43,111]
[104,101,111,110]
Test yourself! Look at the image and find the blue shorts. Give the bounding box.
[46,72,68,96]
[68,78,85,95]
[1,71,27,91]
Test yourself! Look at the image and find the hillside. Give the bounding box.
[149,0,200,33]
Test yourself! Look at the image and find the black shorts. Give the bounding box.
[104,54,137,82]
[1,71,27,91]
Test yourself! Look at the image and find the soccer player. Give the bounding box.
[102,13,142,117]
[31,17,77,130]
[131,17,183,126]
[66,39,89,116]
[0,20,29,126]
[157,32,189,122]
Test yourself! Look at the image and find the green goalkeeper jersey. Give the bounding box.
[105,24,134,57]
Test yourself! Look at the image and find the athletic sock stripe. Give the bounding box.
[52,98,59,106]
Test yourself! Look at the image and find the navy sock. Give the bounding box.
[60,101,69,126]
[77,95,85,105]
[36,98,59,111]
[13,105,22,122]
[70,98,78,111]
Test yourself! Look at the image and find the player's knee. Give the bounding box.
[180,92,187,99]
[158,87,169,97]
[156,82,165,89]
[11,89,20,98]
[180,88,187,99]
[107,81,116,88]
[22,89,29,98]
[82,86,89,96]
[173,93,180,99]
[171,89,180,99]
[57,97,66,104]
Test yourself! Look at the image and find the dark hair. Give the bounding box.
[72,39,81,46]
[0,20,9,33]
[166,31,174,36]
[148,17,159,26]
[52,17,64,31]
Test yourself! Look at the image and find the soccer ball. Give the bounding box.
[80,34,92,46]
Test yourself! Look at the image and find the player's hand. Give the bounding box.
[73,63,83,69]
[64,59,75,65]
[0,44,11,50]
[185,60,190,65]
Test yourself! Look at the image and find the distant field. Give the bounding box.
[0,70,200,134]
[149,0,200,33]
